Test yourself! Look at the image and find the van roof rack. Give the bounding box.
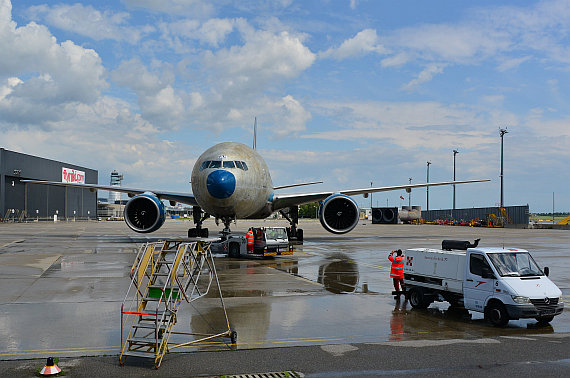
[442,238,480,251]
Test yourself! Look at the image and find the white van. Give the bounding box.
[403,240,564,326]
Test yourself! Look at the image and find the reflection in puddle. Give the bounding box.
[397,301,556,339]
[317,253,359,294]
[390,295,408,341]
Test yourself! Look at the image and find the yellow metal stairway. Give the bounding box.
[120,239,235,368]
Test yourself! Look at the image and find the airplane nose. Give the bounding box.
[206,170,236,199]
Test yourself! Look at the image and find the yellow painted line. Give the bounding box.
[0,334,384,356]
[0,347,120,357]
[271,338,343,344]
[168,336,352,350]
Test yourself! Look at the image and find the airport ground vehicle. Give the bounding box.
[403,240,564,326]
[212,227,293,258]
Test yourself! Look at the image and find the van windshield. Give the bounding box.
[267,228,287,239]
[487,252,543,277]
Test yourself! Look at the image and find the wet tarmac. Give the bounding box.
[0,219,568,362]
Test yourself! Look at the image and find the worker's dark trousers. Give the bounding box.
[393,278,404,292]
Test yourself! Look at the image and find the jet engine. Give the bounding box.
[124,193,166,233]
[318,194,360,234]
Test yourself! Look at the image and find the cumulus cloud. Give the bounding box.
[110,59,187,127]
[108,20,315,136]
[27,3,154,43]
[204,29,315,83]
[320,29,387,60]
[159,18,236,49]
[0,0,107,128]
[2,95,196,190]
[258,95,312,137]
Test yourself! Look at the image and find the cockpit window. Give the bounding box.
[199,160,247,170]
[200,161,210,171]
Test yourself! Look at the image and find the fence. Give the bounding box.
[422,205,529,225]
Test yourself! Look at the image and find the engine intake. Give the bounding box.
[124,193,166,233]
[319,194,360,234]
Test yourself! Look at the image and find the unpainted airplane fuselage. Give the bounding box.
[191,142,274,220]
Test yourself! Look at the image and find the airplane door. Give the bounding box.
[463,253,495,312]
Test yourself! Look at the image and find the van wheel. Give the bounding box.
[228,243,240,258]
[485,302,509,327]
[535,316,554,325]
[409,287,428,309]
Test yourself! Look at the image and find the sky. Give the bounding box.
[1,0,569,213]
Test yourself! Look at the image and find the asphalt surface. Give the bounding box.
[0,218,568,376]
[1,333,568,377]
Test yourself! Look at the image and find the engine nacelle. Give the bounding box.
[318,194,360,234]
[124,193,166,233]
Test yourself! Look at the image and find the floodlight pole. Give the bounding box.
[453,149,458,212]
[408,177,412,207]
[370,181,373,209]
[499,128,508,208]
[426,161,431,211]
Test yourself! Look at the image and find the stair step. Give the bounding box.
[148,285,175,290]
[122,350,157,359]
[133,323,168,330]
[136,312,172,320]
[128,336,162,344]
[145,287,180,300]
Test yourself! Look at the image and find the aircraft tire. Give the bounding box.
[230,330,238,344]
[188,228,197,238]
[297,228,303,241]
[200,228,209,238]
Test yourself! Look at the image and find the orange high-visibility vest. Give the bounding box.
[389,255,404,278]
[246,230,254,246]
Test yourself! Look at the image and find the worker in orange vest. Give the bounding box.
[246,228,254,252]
[389,249,405,294]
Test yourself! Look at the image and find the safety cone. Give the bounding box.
[40,357,61,376]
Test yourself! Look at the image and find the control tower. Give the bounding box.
[109,170,124,204]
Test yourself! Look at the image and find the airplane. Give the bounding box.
[23,141,489,239]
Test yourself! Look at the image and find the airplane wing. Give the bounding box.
[271,179,490,211]
[20,180,198,206]
[273,181,323,190]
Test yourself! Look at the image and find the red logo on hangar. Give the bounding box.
[406,256,413,266]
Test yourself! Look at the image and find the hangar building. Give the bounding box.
[0,148,97,221]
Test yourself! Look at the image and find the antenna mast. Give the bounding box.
[253,117,257,150]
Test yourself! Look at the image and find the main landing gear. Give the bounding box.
[187,206,209,238]
[280,206,304,244]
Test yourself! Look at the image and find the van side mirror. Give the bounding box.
[481,266,495,279]
[544,267,549,277]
